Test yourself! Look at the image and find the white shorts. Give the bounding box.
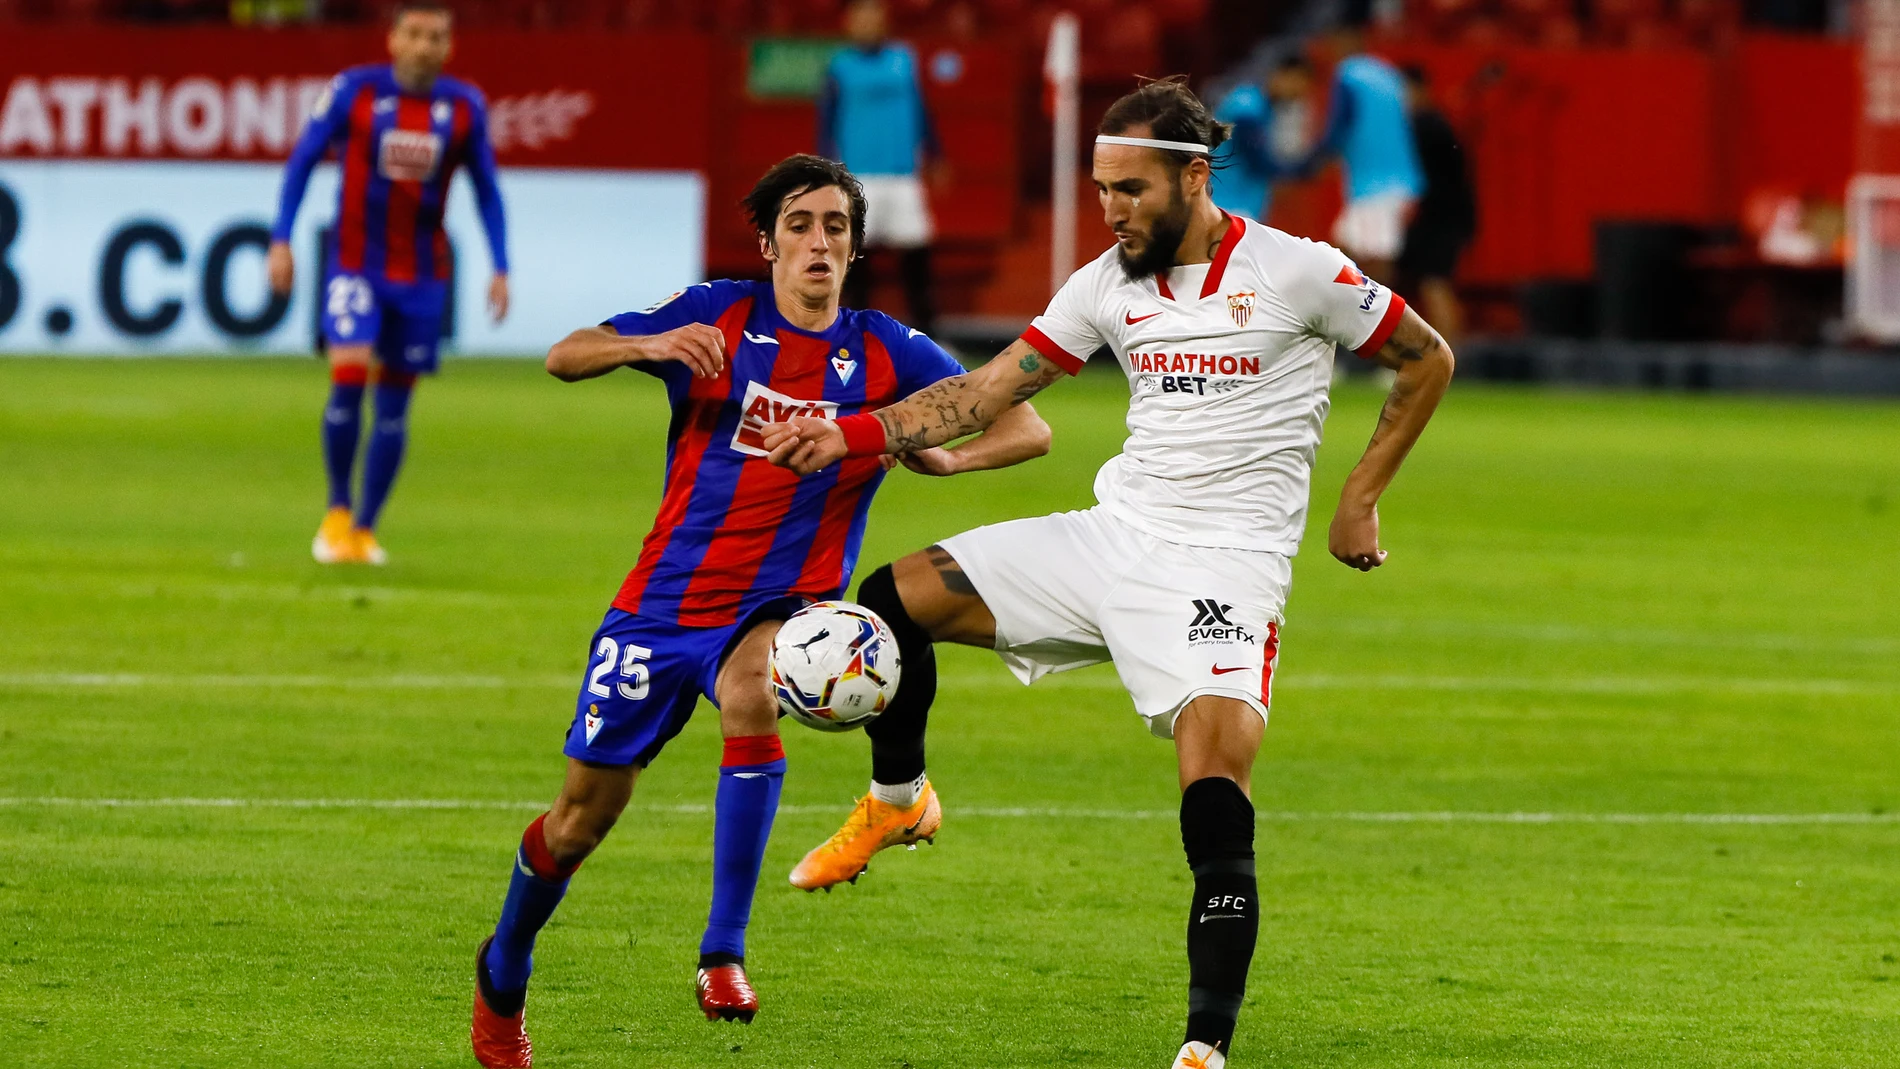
[859,173,934,249]
[938,507,1290,738]
[1332,191,1415,263]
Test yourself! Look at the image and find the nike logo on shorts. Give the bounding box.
[1210,665,1248,676]
[1125,310,1162,325]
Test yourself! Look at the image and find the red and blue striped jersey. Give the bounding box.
[272,64,508,283]
[606,280,967,629]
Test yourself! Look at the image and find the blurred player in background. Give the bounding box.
[466,155,1049,1068]
[1293,21,1422,284]
[765,79,1454,1069]
[1207,59,1301,222]
[267,0,509,566]
[819,0,946,333]
[1397,65,1477,344]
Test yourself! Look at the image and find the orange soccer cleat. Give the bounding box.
[1171,1041,1226,1069]
[349,526,388,566]
[311,506,359,564]
[696,963,759,1023]
[472,938,533,1069]
[788,782,940,891]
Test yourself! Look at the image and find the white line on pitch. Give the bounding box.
[0,797,1893,825]
[2,671,1894,697]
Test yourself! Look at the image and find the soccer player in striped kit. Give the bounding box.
[467,155,1050,1067]
[268,0,509,566]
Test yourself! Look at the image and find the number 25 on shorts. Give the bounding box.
[586,637,652,701]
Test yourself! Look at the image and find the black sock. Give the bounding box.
[1181,777,1259,1055]
[857,564,936,786]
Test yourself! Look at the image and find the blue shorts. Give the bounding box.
[563,599,807,767]
[321,271,447,374]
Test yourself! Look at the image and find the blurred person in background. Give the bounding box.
[818,0,946,334]
[1294,19,1422,285]
[268,0,509,566]
[1396,64,1475,344]
[1207,57,1311,222]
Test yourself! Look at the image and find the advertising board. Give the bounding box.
[0,161,704,356]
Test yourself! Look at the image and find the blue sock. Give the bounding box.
[486,813,578,997]
[321,369,366,509]
[356,375,413,530]
[699,735,787,964]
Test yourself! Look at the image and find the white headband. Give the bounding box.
[1095,134,1211,154]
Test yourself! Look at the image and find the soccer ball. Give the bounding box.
[770,601,901,732]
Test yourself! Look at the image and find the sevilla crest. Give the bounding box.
[1226,290,1256,328]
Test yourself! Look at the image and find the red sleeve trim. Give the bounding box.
[1021,326,1084,374]
[838,412,888,456]
[1354,293,1408,360]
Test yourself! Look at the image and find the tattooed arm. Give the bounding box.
[762,338,1068,475]
[1330,304,1455,571]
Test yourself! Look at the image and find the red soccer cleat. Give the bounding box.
[696,963,759,1023]
[472,938,533,1068]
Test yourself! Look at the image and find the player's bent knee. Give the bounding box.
[887,549,995,647]
[716,620,782,737]
[1174,695,1265,792]
[546,760,637,861]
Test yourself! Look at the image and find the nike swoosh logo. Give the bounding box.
[1125,311,1162,325]
[1210,665,1248,676]
[731,773,766,779]
[743,331,779,346]
[1198,912,1247,923]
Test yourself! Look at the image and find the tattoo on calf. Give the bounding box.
[924,545,978,596]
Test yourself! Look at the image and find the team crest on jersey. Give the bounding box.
[831,348,858,384]
[1226,291,1256,328]
[378,129,443,182]
[731,381,840,456]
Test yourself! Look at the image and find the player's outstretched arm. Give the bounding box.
[545,324,726,382]
[1330,304,1455,571]
[893,400,1052,477]
[761,339,1066,475]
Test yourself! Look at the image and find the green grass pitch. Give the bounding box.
[2,357,1898,1068]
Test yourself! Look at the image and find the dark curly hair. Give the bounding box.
[1098,75,1233,172]
[742,154,868,258]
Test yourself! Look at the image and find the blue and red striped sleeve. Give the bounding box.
[459,88,508,274]
[271,71,356,242]
[866,313,966,397]
[603,281,751,382]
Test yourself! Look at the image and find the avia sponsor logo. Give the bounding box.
[731,381,839,457]
[377,128,442,182]
[1129,352,1261,376]
[1188,598,1256,646]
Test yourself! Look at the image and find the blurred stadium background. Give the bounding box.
[3,0,1899,387]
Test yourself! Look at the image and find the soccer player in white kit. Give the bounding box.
[762,78,1455,1069]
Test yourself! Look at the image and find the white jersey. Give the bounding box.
[1022,214,1405,553]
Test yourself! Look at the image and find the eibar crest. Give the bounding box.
[585,703,603,744]
[831,347,858,384]
[1226,290,1256,327]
